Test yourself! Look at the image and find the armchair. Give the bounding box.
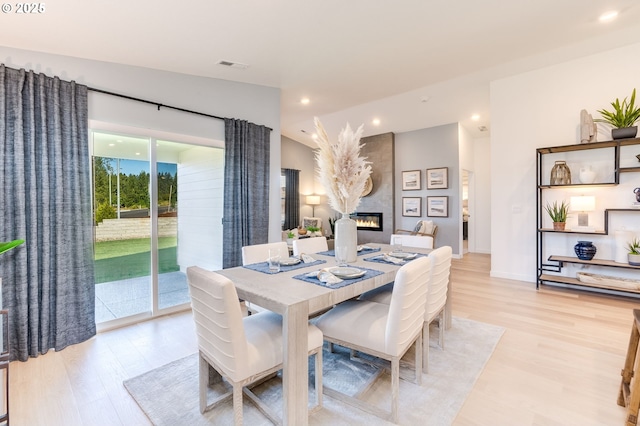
[395,220,437,245]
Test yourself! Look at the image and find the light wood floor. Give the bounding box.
[9,253,637,425]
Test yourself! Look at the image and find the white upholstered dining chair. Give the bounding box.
[359,246,452,373]
[389,233,434,249]
[186,266,323,425]
[241,241,289,314]
[314,256,431,423]
[241,241,289,265]
[292,236,328,256]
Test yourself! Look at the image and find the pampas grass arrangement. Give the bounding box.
[314,117,372,215]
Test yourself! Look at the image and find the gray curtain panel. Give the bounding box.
[282,168,300,230]
[0,65,96,361]
[222,119,271,268]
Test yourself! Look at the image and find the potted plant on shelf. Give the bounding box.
[306,226,321,237]
[286,231,295,245]
[596,88,640,140]
[627,238,640,266]
[544,200,569,231]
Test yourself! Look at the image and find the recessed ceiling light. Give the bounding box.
[471,114,480,121]
[135,152,141,156]
[312,134,318,139]
[599,10,618,22]
[300,97,310,105]
[372,118,380,126]
[108,143,115,147]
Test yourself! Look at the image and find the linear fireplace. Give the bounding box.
[350,212,383,232]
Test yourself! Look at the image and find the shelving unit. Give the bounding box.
[536,137,640,296]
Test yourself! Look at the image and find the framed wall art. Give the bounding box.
[427,196,448,217]
[402,170,421,190]
[402,197,422,217]
[426,167,448,189]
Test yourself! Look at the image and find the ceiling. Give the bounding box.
[2,1,640,145]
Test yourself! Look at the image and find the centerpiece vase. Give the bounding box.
[334,213,358,263]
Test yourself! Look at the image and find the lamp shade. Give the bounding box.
[570,196,595,212]
[306,195,320,205]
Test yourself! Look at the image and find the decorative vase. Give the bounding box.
[574,241,597,261]
[612,126,638,140]
[579,166,596,184]
[553,222,566,231]
[629,253,640,267]
[550,161,571,185]
[334,213,358,263]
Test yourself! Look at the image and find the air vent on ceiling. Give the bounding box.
[478,125,488,132]
[216,60,249,69]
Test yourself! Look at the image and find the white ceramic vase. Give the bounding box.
[579,166,596,184]
[334,213,358,263]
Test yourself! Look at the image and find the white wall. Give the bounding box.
[490,41,640,282]
[178,146,224,271]
[395,123,460,254]
[473,136,491,254]
[1,46,283,243]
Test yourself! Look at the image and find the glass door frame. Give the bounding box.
[90,122,224,332]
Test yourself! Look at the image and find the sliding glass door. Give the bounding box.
[91,131,223,326]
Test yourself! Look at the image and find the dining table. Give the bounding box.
[215,242,448,425]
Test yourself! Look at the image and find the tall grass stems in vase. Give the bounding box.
[314,117,372,262]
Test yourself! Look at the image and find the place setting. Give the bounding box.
[317,244,381,257]
[243,251,326,274]
[293,246,383,288]
[365,238,426,265]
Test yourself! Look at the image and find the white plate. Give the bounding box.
[280,257,301,266]
[388,252,417,259]
[329,267,366,279]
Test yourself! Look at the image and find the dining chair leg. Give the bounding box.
[315,348,323,410]
[391,357,400,423]
[415,333,423,385]
[439,309,445,349]
[233,383,243,426]
[422,323,430,374]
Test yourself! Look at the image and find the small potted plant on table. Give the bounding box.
[627,238,640,266]
[544,200,569,231]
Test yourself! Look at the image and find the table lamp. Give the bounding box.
[306,195,320,216]
[570,195,596,232]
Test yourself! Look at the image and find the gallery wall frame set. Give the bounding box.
[401,170,421,190]
[426,167,448,189]
[402,197,422,217]
[427,196,448,217]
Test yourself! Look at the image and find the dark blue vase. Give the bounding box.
[574,241,596,261]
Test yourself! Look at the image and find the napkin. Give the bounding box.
[300,253,316,263]
[305,268,343,284]
[375,253,405,264]
[357,245,374,251]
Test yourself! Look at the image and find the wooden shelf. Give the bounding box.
[538,183,616,189]
[539,273,640,294]
[548,255,640,270]
[537,138,640,297]
[539,228,606,235]
[620,167,640,173]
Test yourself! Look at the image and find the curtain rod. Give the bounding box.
[87,87,273,131]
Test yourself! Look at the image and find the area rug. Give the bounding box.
[124,317,504,425]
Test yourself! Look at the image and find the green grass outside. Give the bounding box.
[94,237,179,283]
